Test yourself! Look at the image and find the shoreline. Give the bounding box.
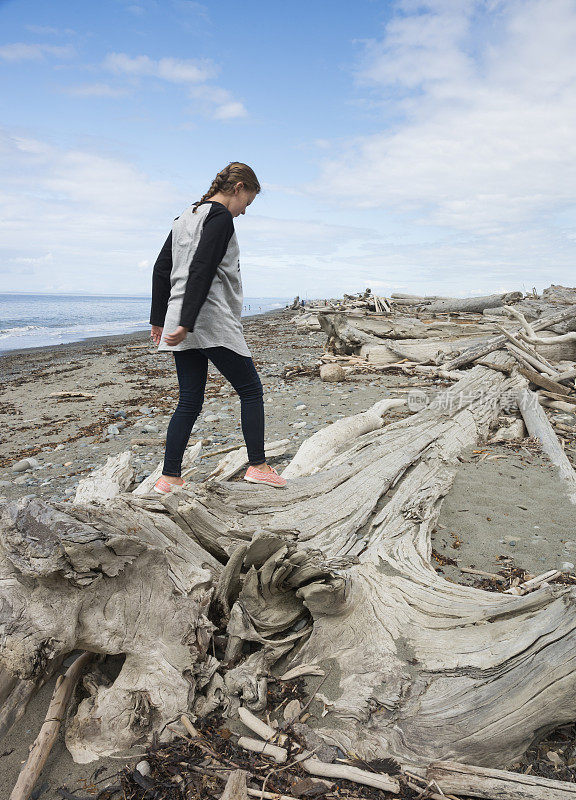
[0,305,288,361]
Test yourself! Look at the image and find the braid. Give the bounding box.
[192,164,232,213]
[192,162,261,213]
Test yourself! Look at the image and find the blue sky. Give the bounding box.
[1,0,575,299]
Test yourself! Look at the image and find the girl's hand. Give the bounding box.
[150,325,163,345]
[163,325,189,346]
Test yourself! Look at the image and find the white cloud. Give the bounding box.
[317,0,576,231]
[0,128,185,294]
[305,0,576,291]
[66,83,128,98]
[189,84,247,120]
[0,42,75,61]
[103,52,216,84]
[103,52,247,120]
[212,101,248,120]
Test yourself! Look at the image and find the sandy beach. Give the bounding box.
[1,304,576,795]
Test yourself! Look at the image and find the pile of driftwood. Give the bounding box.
[2,287,576,800]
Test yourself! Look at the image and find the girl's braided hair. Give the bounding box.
[192,162,261,212]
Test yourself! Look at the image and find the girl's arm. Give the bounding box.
[149,231,173,328]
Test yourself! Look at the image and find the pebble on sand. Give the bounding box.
[320,363,345,382]
[12,457,40,472]
[11,458,34,473]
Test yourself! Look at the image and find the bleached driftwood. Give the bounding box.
[302,758,400,793]
[317,313,376,354]
[424,292,522,313]
[220,770,248,800]
[541,398,576,413]
[245,790,298,800]
[427,760,576,800]
[237,737,287,763]
[236,708,400,792]
[504,569,561,596]
[347,314,428,339]
[359,336,485,365]
[294,312,321,332]
[281,399,406,478]
[10,652,93,800]
[319,310,499,367]
[444,305,576,369]
[0,494,221,762]
[527,331,576,363]
[4,351,576,773]
[517,388,576,503]
[542,284,576,305]
[488,417,525,443]
[504,305,576,351]
[391,292,523,309]
[505,341,559,377]
[74,452,133,504]
[238,706,281,742]
[391,292,522,312]
[523,330,576,345]
[485,298,550,320]
[280,665,325,680]
[317,312,435,354]
[406,365,465,381]
[496,321,558,375]
[516,365,571,396]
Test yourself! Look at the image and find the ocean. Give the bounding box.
[0,294,291,354]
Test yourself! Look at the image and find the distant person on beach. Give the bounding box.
[149,162,286,492]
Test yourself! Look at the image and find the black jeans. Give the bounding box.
[163,346,265,477]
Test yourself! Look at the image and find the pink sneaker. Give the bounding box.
[243,465,287,488]
[153,478,188,495]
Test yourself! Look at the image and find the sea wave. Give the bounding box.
[0,324,43,338]
[0,319,149,340]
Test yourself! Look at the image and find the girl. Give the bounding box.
[149,162,287,492]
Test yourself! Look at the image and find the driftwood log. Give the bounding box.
[427,760,576,800]
[423,291,522,313]
[517,388,576,503]
[390,291,522,312]
[3,347,576,775]
[320,308,576,367]
[443,304,576,370]
[10,652,93,800]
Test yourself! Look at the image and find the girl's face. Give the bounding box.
[228,186,257,218]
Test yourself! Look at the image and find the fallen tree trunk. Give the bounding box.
[424,291,522,313]
[317,313,428,353]
[517,388,576,503]
[281,399,406,478]
[3,354,576,774]
[427,760,576,800]
[359,336,486,364]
